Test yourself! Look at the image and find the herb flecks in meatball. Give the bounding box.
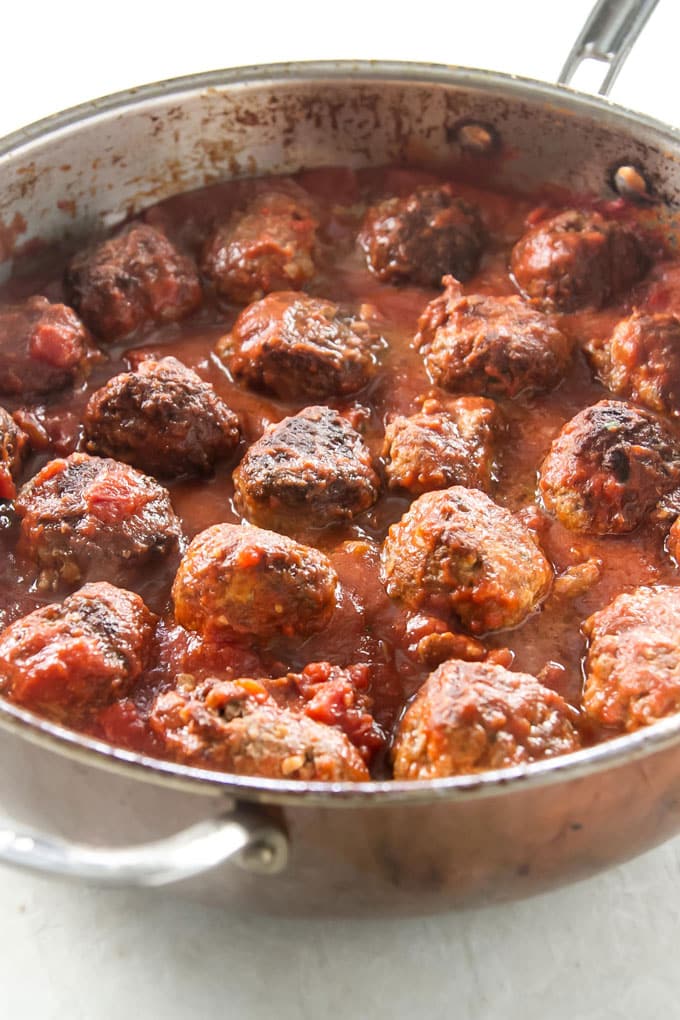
[589,311,680,419]
[415,277,572,398]
[15,453,182,589]
[83,356,241,478]
[392,659,580,779]
[202,189,318,303]
[383,394,501,496]
[539,400,680,535]
[218,291,380,400]
[381,487,552,635]
[0,407,29,500]
[359,184,484,287]
[172,523,338,642]
[234,405,379,534]
[511,209,649,311]
[0,582,157,721]
[65,224,202,341]
[583,585,680,732]
[0,296,93,396]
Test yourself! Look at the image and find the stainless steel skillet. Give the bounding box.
[0,0,676,915]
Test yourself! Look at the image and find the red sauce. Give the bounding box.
[2,164,680,775]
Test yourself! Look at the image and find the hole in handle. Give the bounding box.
[611,163,654,203]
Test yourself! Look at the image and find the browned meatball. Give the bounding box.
[201,190,317,303]
[415,277,572,398]
[589,311,680,419]
[0,407,29,500]
[392,659,580,779]
[383,394,500,496]
[234,405,379,533]
[0,296,93,396]
[381,487,552,634]
[218,291,379,400]
[539,400,680,535]
[15,453,182,589]
[0,582,156,721]
[65,224,202,341]
[263,661,385,763]
[150,677,369,781]
[359,184,484,287]
[83,357,241,477]
[583,585,680,732]
[510,209,649,311]
[172,522,338,641]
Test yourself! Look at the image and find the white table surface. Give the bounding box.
[2,2,680,1017]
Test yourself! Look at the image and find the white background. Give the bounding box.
[2,2,680,1017]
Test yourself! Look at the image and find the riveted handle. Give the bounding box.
[0,802,288,887]
[559,0,660,97]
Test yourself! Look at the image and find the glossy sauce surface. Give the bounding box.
[1,165,679,773]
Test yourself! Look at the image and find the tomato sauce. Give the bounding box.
[2,164,680,774]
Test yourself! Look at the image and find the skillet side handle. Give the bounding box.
[558,0,660,97]
[0,802,288,887]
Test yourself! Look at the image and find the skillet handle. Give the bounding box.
[0,802,288,887]
[558,0,659,96]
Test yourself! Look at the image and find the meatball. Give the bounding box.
[234,405,379,533]
[65,223,202,341]
[15,453,182,589]
[0,295,93,396]
[0,407,29,500]
[218,291,379,400]
[583,585,680,732]
[264,661,385,763]
[380,487,552,634]
[539,400,680,535]
[359,184,484,287]
[392,659,580,779]
[383,394,500,496]
[510,209,649,311]
[201,189,317,303]
[150,677,369,781]
[415,277,572,398]
[0,582,156,720]
[589,311,680,419]
[172,522,338,641]
[83,356,241,477]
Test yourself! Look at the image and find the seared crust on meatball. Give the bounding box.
[83,357,241,477]
[201,190,317,303]
[15,453,182,589]
[359,184,484,286]
[539,400,680,535]
[415,277,572,398]
[234,405,379,533]
[219,291,379,400]
[0,582,156,720]
[0,407,29,500]
[511,209,649,311]
[392,659,580,778]
[383,394,500,496]
[589,311,680,419]
[380,487,552,634]
[150,678,369,781]
[172,522,338,641]
[583,585,680,732]
[65,224,202,341]
[0,296,93,396]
